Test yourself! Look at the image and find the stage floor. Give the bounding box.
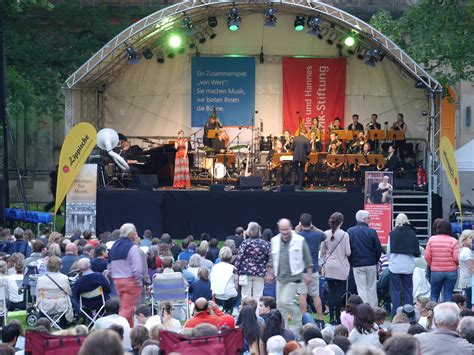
[97,188,364,239]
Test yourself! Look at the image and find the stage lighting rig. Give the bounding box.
[197,32,206,44]
[264,6,277,27]
[294,16,305,31]
[187,37,196,49]
[326,31,339,45]
[364,48,385,67]
[182,16,195,36]
[169,34,182,48]
[356,46,368,60]
[166,49,175,59]
[208,16,218,28]
[306,15,321,36]
[206,28,217,39]
[227,7,241,31]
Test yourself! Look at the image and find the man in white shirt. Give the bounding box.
[92,298,132,351]
[135,304,162,331]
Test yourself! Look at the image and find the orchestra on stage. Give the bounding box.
[108,109,407,190]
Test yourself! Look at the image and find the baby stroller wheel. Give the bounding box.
[27,312,39,327]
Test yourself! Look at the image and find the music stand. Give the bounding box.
[327,154,344,166]
[331,130,348,141]
[272,153,293,165]
[345,130,359,141]
[386,130,405,141]
[308,153,319,165]
[368,130,385,141]
[346,154,364,165]
[368,154,385,168]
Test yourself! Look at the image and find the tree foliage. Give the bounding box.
[371,0,474,88]
[5,0,150,121]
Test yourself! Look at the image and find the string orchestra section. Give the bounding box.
[100,109,408,190]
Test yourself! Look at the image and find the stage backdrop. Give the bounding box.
[191,56,255,127]
[282,57,346,133]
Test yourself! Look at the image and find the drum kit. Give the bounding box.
[196,144,250,180]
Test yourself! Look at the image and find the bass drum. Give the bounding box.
[210,163,226,179]
[202,157,214,170]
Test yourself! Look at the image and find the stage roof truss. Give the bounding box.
[63,0,442,92]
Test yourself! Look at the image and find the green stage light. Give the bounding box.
[228,22,239,31]
[294,16,305,31]
[169,35,182,48]
[344,35,356,47]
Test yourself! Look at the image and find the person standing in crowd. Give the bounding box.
[320,212,351,325]
[108,223,143,327]
[425,219,459,302]
[226,227,244,249]
[348,210,383,307]
[173,130,191,189]
[268,218,313,328]
[458,229,474,310]
[388,213,421,317]
[234,222,271,303]
[295,213,326,326]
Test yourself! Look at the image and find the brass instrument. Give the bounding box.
[353,160,360,172]
[377,158,386,171]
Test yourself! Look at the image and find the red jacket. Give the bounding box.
[425,234,459,272]
[184,305,225,328]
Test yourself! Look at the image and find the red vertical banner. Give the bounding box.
[282,57,346,134]
[364,171,394,245]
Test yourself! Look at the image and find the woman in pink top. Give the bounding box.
[424,219,459,302]
[340,294,363,332]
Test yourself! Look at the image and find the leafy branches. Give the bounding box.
[371,0,474,87]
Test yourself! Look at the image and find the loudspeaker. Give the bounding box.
[239,176,263,190]
[134,175,159,191]
[210,184,226,192]
[0,180,4,225]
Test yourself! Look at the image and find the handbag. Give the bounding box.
[318,233,345,275]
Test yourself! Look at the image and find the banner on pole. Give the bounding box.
[282,57,346,133]
[364,171,394,244]
[440,136,462,217]
[55,122,97,213]
[65,164,97,237]
[191,57,256,127]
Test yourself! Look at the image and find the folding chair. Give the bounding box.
[36,286,71,330]
[79,286,106,329]
[151,272,190,319]
[0,284,7,325]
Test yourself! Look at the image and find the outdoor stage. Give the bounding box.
[96,189,364,239]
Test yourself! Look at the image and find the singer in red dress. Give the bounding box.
[173,130,191,189]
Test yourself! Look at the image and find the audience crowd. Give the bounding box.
[0,211,472,355]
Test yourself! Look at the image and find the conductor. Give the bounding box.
[291,127,311,190]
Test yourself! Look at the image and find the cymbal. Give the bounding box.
[198,146,214,152]
[229,145,247,150]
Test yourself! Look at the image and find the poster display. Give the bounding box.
[65,164,97,237]
[282,57,346,133]
[364,171,394,244]
[191,56,256,127]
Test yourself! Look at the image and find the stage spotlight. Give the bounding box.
[259,46,264,64]
[306,15,321,36]
[178,46,185,54]
[187,37,196,49]
[168,34,182,49]
[356,46,368,60]
[142,48,153,60]
[166,48,175,59]
[294,16,305,31]
[156,50,165,63]
[364,48,384,67]
[264,6,277,27]
[317,27,329,40]
[326,31,339,45]
[347,43,358,56]
[344,35,356,47]
[182,16,195,36]
[208,16,218,28]
[227,7,241,31]
[126,46,139,64]
[205,28,217,39]
[197,32,206,44]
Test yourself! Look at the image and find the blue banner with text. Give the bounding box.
[191,56,255,127]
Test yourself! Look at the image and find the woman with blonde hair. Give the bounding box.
[388,213,420,317]
[459,229,474,310]
[48,232,63,246]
